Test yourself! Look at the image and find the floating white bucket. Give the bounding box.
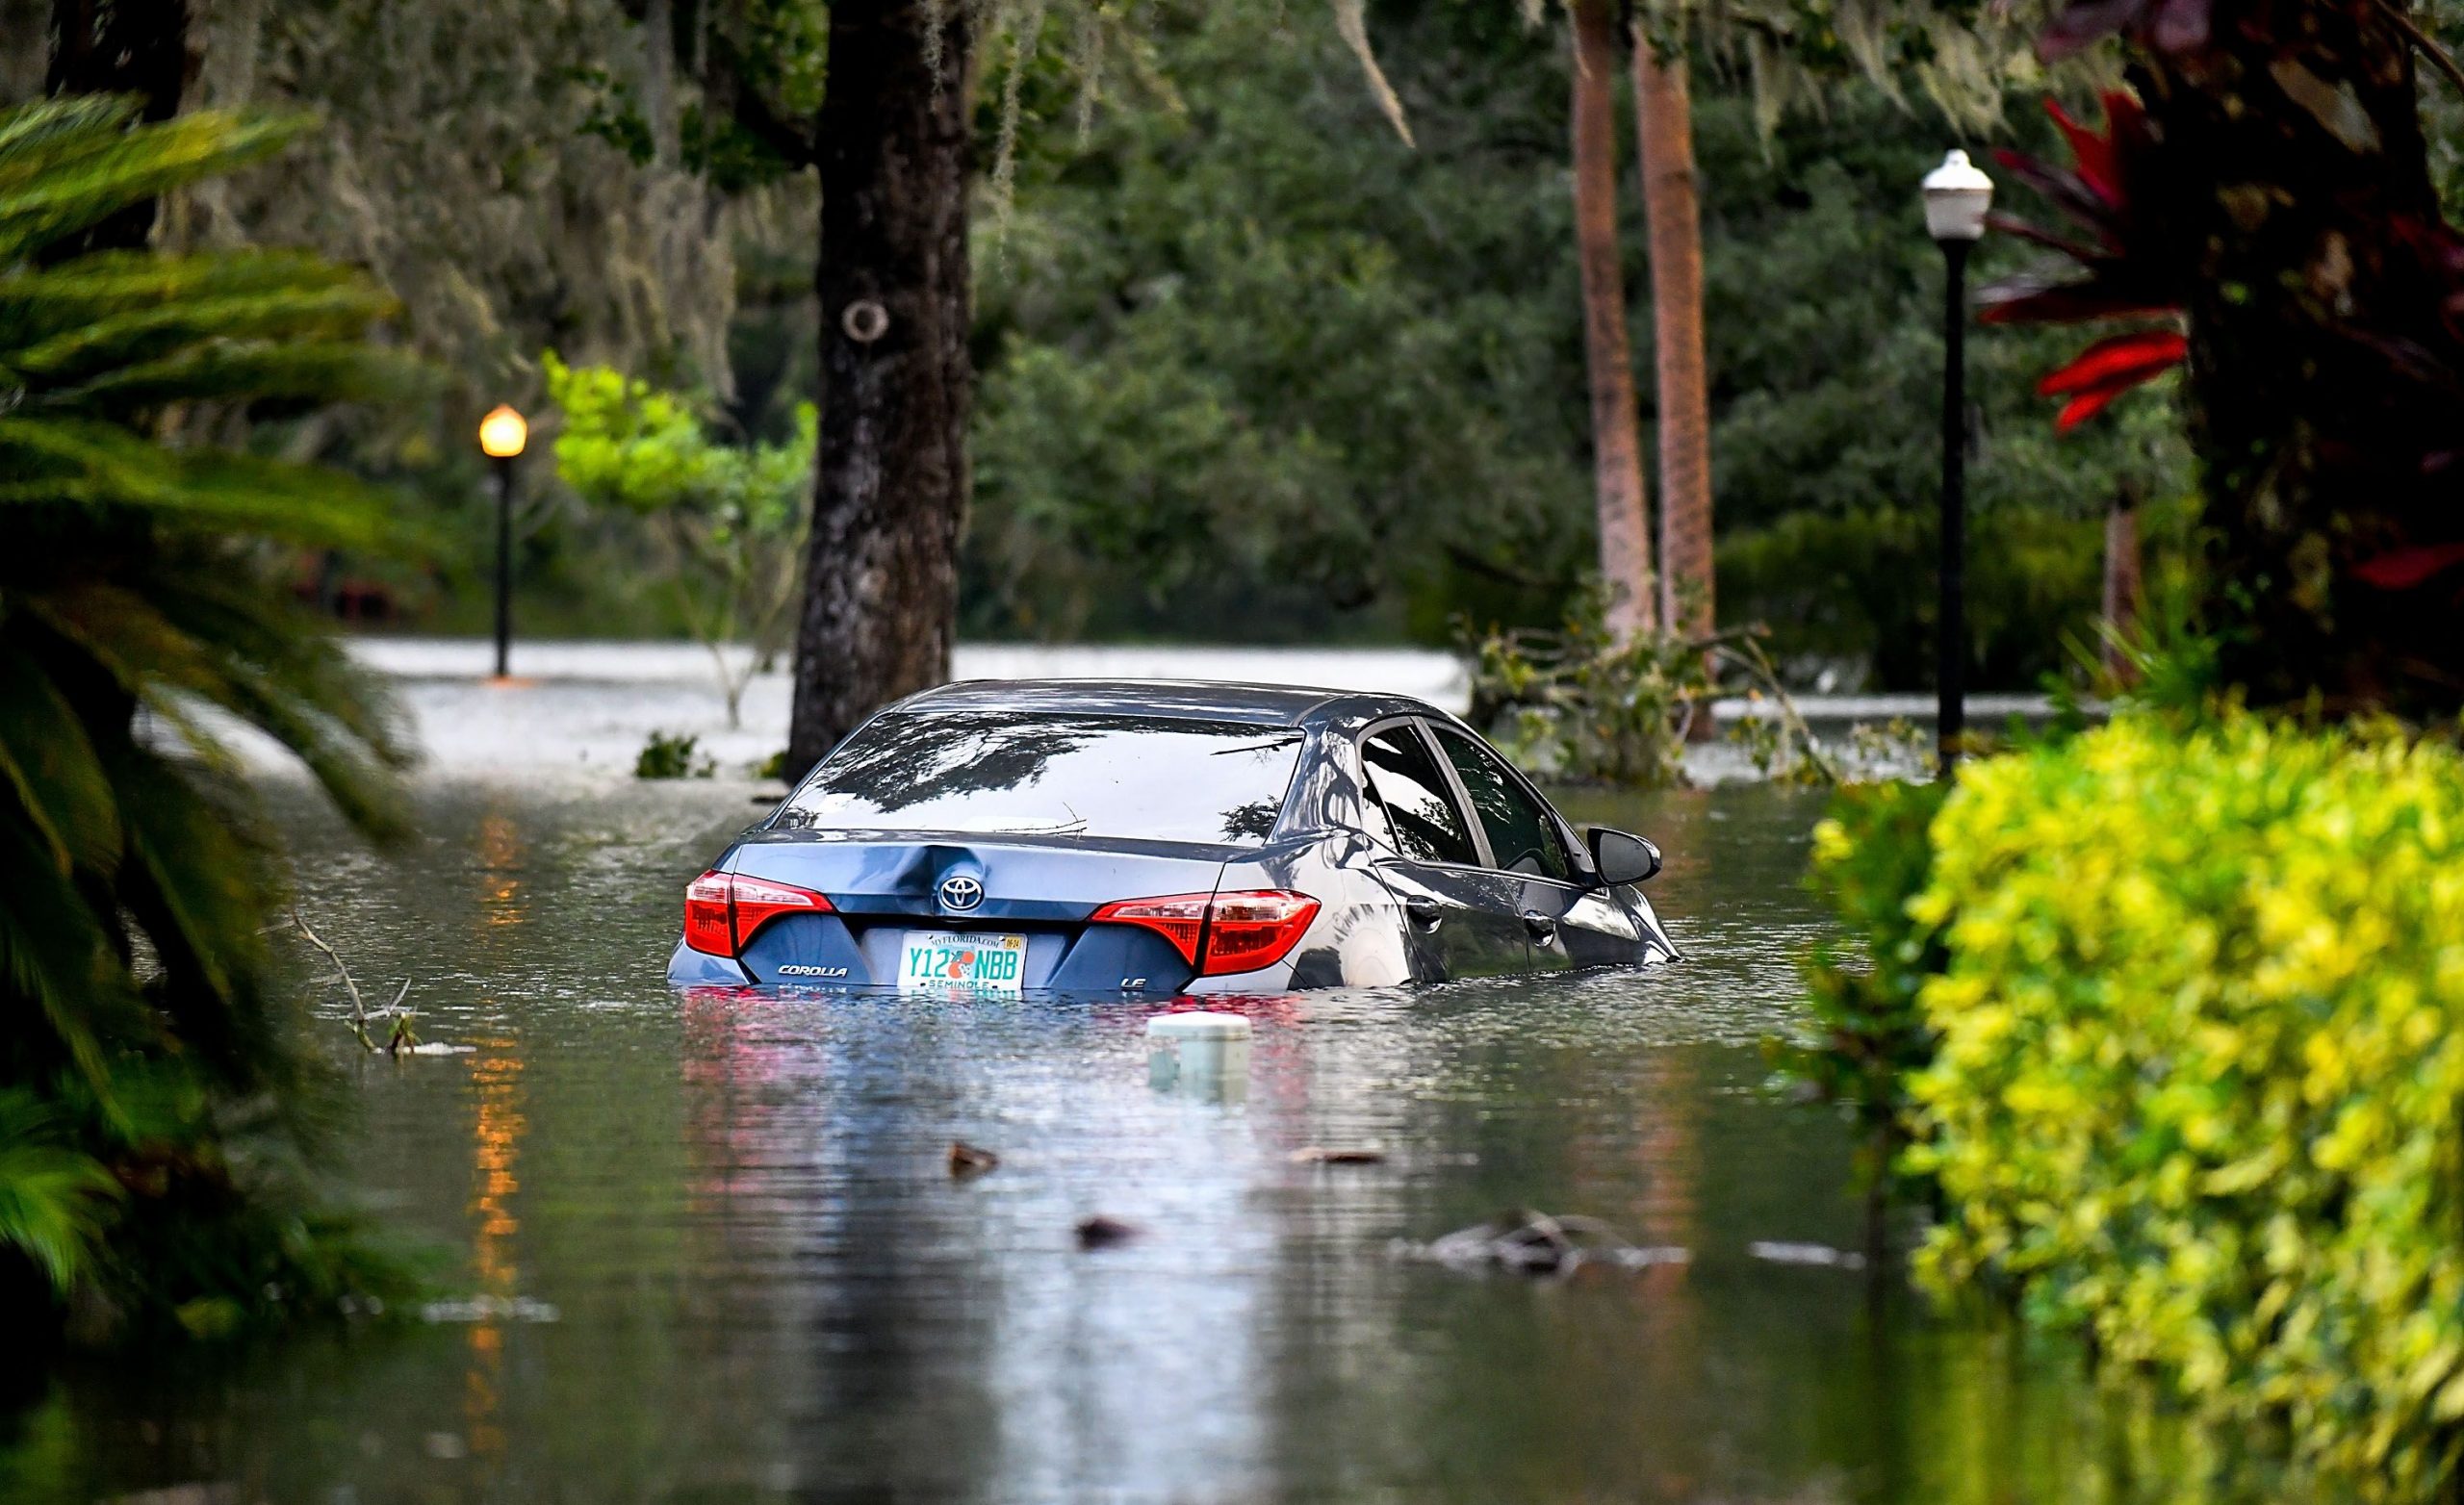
[1145,1010,1252,1103]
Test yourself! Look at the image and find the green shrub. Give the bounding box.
[635,730,713,779]
[1897,713,2464,1499]
[1784,778,1951,1204]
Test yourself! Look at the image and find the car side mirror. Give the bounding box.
[1586,827,1661,886]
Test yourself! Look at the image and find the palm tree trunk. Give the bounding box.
[1568,0,1655,638]
[1631,37,1712,644]
[2101,486,2143,684]
[785,0,973,775]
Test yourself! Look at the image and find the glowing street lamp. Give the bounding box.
[1922,150,1992,770]
[477,404,526,679]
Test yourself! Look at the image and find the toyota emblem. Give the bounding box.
[937,875,985,912]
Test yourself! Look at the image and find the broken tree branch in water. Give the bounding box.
[287,908,419,1055]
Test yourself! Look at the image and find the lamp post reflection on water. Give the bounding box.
[461,801,530,1467]
[477,404,527,681]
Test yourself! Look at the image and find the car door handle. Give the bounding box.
[1521,909,1557,943]
[1403,895,1443,930]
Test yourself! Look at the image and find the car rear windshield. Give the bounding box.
[774,710,1306,847]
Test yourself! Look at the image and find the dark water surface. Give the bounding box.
[13,778,2218,1503]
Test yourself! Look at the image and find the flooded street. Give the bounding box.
[13,655,2205,1504]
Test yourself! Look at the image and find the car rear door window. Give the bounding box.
[1434,727,1573,881]
[775,711,1302,846]
[1358,726,1479,866]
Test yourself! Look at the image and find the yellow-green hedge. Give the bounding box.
[1897,713,2464,1497]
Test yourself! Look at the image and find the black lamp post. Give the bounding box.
[1922,149,1992,770]
[477,403,527,679]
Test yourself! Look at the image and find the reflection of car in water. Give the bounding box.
[670,680,1678,994]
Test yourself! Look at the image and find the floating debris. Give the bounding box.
[419,1294,561,1324]
[1397,1209,1690,1277]
[1291,1145,1387,1164]
[285,909,421,1054]
[403,1041,475,1056]
[948,1139,1000,1178]
[1075,1214,1142,1249]
[1747,1240,1868,1270]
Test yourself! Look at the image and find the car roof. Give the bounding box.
[886,677,1444,730]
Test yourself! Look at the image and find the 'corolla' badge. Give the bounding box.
[937,875,985,912]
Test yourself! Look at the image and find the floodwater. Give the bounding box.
[11,668,2220,1504]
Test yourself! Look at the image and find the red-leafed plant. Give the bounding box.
[1974,0,2464,712]
[1980,93,2187,430]
[2033,328,2189,429]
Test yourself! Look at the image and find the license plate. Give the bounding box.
[897,931,1028,995]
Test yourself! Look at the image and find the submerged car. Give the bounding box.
[669,679,1677,995]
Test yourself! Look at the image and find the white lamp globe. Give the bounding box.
[1922,149,1995,242]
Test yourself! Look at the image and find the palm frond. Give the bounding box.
[142,570,415,835]
[0,94,135,160]
[6,291,400,384]
[0,639,118,877]
[0,91,421,1337]
[0,420,400,549]
[23,574,410,837]
[0,104,305,265]
[109,742,283,1084]
[0,812,138,1095]
[31,341,424,417]
[0,1092,120,1296]
[2,269,398,380]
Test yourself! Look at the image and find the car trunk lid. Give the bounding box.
[726,832,1233,990]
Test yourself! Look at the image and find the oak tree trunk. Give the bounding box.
[46,0,191,253]
[1568,0,1655,638]
[1632,38,1713,644]
[785,0,973,775]
[2134,0,2460,713]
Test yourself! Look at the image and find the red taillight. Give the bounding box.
[682,869,833,957]
[1089,894,1211,964]
[685,871,735,955]
[1089,889,1321,977]
[1201,890,1322,974]
[729,874,832,948]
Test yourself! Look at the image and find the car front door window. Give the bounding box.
[1356,724,1528,979]
[1358,726,1479,866]
[1433,727,1572,881]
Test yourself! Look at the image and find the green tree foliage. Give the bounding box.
[1803,712,2464,1499]
[968,0,2190,682]
[972,0,1595,644]
[174,0,748,400]
[543,354,812,725]
[0,96,416,1339]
